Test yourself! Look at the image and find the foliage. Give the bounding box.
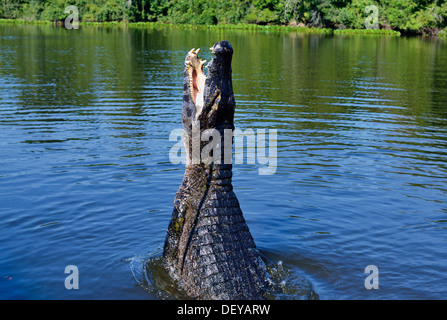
[379,0,447,32]
[1,0,446,35]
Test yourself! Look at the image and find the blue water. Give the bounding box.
[1,24,446,299]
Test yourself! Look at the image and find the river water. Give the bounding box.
[0,24,446,300]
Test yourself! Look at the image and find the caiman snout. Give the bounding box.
[210,40,233,56]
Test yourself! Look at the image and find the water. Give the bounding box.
[1,24,446,300]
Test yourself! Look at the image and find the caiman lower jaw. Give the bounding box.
[186,48,207,117]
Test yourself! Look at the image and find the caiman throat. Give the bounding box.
[162,41,268,300]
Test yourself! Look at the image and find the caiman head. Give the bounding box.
[182,40,236,166]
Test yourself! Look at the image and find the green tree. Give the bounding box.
[1,0,446,34]
[0,0,27,18]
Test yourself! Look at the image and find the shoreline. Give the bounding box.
[1,18,446,37]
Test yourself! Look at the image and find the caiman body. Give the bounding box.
[162,41,268,300]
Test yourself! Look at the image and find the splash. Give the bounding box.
[126,249,320,300]
[262,255,319,300]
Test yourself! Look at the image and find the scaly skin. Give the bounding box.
[162,41,268,300]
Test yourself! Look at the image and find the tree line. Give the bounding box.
[1,0,446,34]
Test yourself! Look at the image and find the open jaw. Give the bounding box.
[186,48,207,116]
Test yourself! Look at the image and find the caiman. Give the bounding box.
[162,41,268,300]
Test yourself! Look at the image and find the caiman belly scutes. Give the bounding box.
[176,168,265,300]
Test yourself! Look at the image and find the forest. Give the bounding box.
[1,0,446,35]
